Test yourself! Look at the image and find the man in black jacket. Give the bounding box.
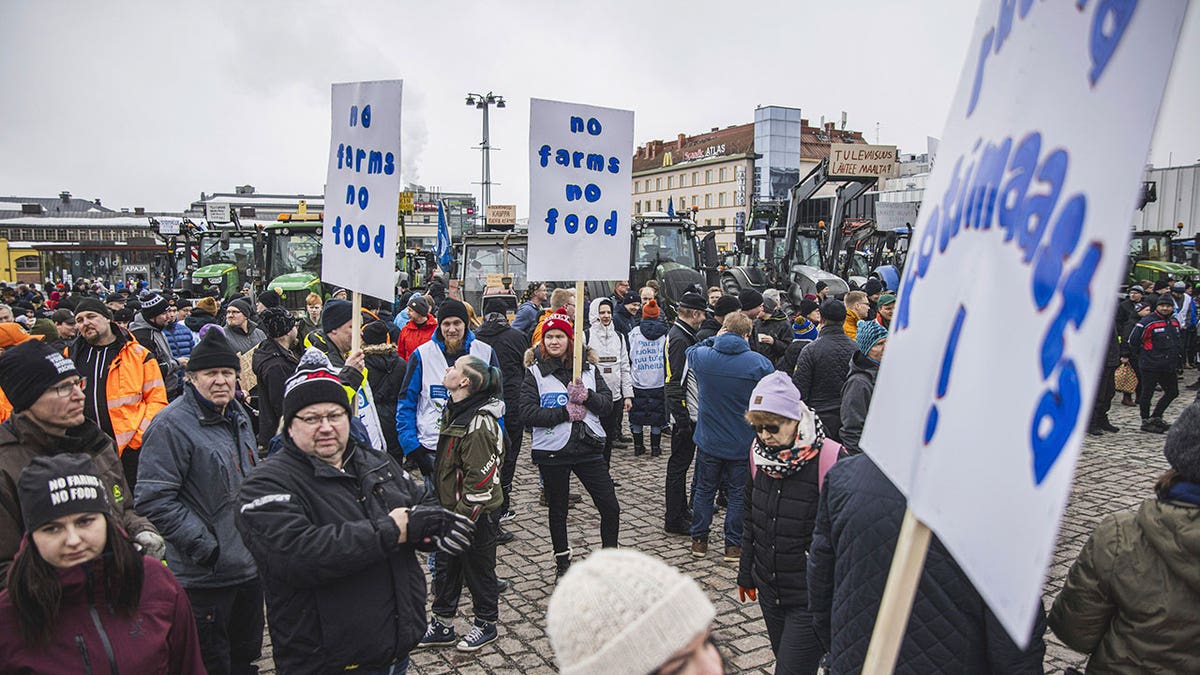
[808,454,1047,673]
[252,307,300,452]
[236,351,473,675]
[695,295,739,343]
[663,292,706,535]
[792,300,858,442]
[1125,295,1183,433]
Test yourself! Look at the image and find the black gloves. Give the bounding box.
[406,505,475,555]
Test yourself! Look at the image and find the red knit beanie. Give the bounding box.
[641,298,660,320]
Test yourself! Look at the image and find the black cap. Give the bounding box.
[73,298,112,320]
[258,289,282,308]
[677,292,707,311]
[738,288,764,311]
[188,328,240,372]
[797,299,820,318]
[820,299,847,324]
[260,306,297,339]
[139,293,170,321]
[437,298,470,326]
[622,291,640,305]
[19,454,110,532]
[712,295,741,317]
[321,299,353,333]
[50,308,75,324]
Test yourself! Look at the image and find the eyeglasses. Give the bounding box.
[50,378,87,398]
[751,423,782,434]
[294,409,349,427]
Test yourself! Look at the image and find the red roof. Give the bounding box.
[633,119,868,174]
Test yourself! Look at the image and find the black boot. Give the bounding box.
[1099,417,1120,433]
[650,432,662,457]
[633,431,646,457]
[555,551,571,578]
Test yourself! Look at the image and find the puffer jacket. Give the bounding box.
[135,385,258,589]
[164,320,196,359]
[0,413,158,589]
[0,552,205,674]
[520,347,613,466]
[839,350,878,454]
[738,457,820,608]
[808,454,1046,674]
[434,392,506,519]
[1124,312,1182,373]
[792,324,858,416]
[1048,486,1200,673]
[236,437,430,675]
[129,314,184,400]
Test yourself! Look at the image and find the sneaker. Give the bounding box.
[496,528,515,545]
[416,617,456,649]
[724,545,741,563]
[456,618,498,652]
[497,509,516,523]
[690,538,708,558]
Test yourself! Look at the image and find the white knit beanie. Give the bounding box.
[546,549,716,675]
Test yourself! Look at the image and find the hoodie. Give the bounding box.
[839,350,879,454]
[129,313,183,399]
[587,297,633,401]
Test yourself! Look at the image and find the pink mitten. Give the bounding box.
[567,379,588,404]
[566,401,587,422]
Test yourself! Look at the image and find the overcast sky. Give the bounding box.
[2,0,1196,213]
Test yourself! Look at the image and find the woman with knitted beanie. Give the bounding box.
[520,312,620,577]
[547,548,724,674]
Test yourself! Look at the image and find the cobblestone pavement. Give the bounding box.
[255,376,1191,674]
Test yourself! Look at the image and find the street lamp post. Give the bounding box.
[465,91,505,231]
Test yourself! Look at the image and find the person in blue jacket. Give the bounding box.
[685,311,774,564]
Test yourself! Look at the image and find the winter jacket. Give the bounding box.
[808,454,1047,674]
[298,314,320,345]
[778,337,815,377]
[67,328,168,455]
[511,299,542,335]
[1048,489,1200,673]
[396,328,498,454]
[434,393,506,519]
[613,303,639,337]
[305,328,366,393]
[365,343,406,457]
[839,350,878,454]
[135,385,258,589]
[0,553,206,674]
[252,337,300,449]
[164,320,196,359]
[475,316,533,422]
[586,298,634,404]
[693,315,722,343]
[129,313,184,400]
[235,437,430,675]
[520,347,613,466]
[1124,312,1182,373]
[738,457,821,608]
[754,308,793,365]
[843,308,862,340]
[0,413,157,589]
[396,315,437,360]
[183,308,218,339]
[223,321,266,355]
[628,318,670,428]
[686,334,774,461]
[792,324,858,416]
[664,318,698,425]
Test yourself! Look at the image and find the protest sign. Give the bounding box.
[829,143,896,178]
[528,98,634,281]
[859,0,1188,651]
[321,80,403,301]
[874,202,917,232]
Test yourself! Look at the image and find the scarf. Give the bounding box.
[751,409,825,479]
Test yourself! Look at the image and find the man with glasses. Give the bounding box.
[67,298,168,492]
[0,339,164,589]
[238,349,473,674]
[136,329,263,674]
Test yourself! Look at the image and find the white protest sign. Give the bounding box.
[205,202,231,224]
[528,98,633,281]
[860,0,1187,646]
[874,202,918,232]
[829,143,897,178]
[322,80,403,300]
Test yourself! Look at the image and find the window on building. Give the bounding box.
[705,219,712,227]
[656,199,663,211]
[667,176,673,189]
[719,192,727,207]
[645,200,651,212]
[634,201,641,214]
[656,177,662,191]
[719,218,726,229]
[719,168,727,182]
[15,256,39,271]
[704,194,712,208]
[633,181,639,194]
[705,169,713,184]
[679,173,686,186]
[692,171,699,185]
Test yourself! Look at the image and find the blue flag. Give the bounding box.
[436,200,452,272]
[667,196,675,216]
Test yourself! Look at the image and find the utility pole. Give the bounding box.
[466,91,505,231]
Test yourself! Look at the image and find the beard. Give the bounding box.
[444,335,465,355]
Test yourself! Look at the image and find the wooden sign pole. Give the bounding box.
[572,281,584,380]
[350,291,363,355]
[861,507,932,674]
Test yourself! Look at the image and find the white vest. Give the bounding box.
[628,329,666,389]
[529,366,606,452]
[415,338,495,449]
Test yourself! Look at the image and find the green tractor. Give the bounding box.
[189,227,261,299]
[1128,230,1199,286]
[264,214,325,315]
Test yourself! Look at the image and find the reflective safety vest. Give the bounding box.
[67,338,168,455]
[529,366,606,452]
[628,329,666,390]
[414,338,495,450]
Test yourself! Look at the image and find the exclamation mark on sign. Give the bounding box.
[924,305,968,445]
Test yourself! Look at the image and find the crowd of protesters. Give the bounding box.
[0,273,1196,674]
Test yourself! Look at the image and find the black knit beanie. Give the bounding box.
[283,349,352,428]
[19,454,110,532]
[73,298,112,320]
[257,289,282,309]
[321,299,353,334]
[738,288,764,311]
[188,329,240,372]
[260,307,297,340]
[140,293,170,321]
[0,340,79,413]
[437,298,469,326]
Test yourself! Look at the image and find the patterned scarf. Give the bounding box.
[751,407,825,479]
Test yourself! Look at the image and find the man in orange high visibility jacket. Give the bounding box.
[67,298,168,492]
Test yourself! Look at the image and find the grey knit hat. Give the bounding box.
[1164,401,1200,482]
[546,549,715,675]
